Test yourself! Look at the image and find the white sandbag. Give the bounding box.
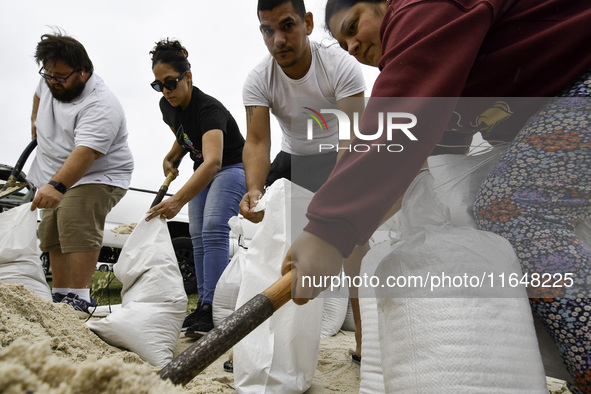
[92,304,122,317]
[212,250,244,326]
[377,296,547,393]
[87,215,187,367]
[341,300,356,332]
[430,149,588,383]
[358,295,385,394]
[213,217,247,326]
[374,172,547,393]
[233,179,324,394]
[358,233,399,394]
[321,299,348,338]
[340,227,397,335]
[320,275,348,338]
[428,145,508,227]
[0,203,51,301]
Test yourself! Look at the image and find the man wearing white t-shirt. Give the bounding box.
[235,0,366,372]
[29,32,134,313]
[239,0,366,223]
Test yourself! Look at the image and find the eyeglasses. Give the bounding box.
[150,71,188,92]
[38,67,79,83]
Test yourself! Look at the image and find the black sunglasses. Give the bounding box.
[39,67,79,83]
[151,70,188,92]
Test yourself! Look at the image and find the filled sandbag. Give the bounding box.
[428,148,580,382]
[357,233,398,394]
[87,215,187,367]
[427,145,507,227]
[356,213,404,394]
[341,300,356,332]
[213,216,248,327]
[319,275,348,338]
[0,203,51,301]
[374,172,547,393]
[233,179,324,394]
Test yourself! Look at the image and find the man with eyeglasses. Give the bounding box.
[28,32,134,313]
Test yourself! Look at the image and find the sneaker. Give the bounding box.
[352,353,361,365]
[185,303,213,338]
[223,359,233,373]
[182,303,203,331]
[61,293,97,314]
[52,292,67,303]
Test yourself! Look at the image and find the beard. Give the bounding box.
[47,75,86,102]
[273,48,299,69]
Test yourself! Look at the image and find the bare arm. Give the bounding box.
[147,129,224,221]
[31,94,40,139]
[336,91,365,161]
[163,140,188,179]
[31,145,104,210]
[239,105,271,222]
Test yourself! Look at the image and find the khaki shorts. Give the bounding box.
[38,184,127,253]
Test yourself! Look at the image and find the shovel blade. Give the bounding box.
[0,185,25,199]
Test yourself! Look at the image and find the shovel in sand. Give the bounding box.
[0,138,38,199]
[159,268,295,385]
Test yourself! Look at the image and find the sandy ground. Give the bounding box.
[174,330,361,393]
[0,281,572,393]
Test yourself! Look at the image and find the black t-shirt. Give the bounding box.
[160,87,244,170]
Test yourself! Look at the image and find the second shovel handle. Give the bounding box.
[150,172,175,208]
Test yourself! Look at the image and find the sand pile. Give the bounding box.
[0,340,185,394]
[0,282,117,361]
[0,281,231,393]
[111,223,137,234]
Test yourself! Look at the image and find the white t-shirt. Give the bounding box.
[29,74,134,189]
[243,41,366,155]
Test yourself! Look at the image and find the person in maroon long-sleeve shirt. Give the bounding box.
[282,0,591,391]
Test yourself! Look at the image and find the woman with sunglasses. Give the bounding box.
[281,0,591,391]
[147,39,246,336]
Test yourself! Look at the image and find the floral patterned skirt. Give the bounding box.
[474,72,591,393]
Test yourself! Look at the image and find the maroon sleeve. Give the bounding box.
[304,1,494,256]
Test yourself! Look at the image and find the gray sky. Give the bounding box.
[1,0,378,193]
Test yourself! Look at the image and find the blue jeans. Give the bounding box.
[188,163,245,305]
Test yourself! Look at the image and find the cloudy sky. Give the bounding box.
[1,0,379,193]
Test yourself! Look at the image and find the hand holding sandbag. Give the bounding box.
[282,231,344,305]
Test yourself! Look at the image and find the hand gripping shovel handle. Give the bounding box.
[159,268,296,385]
[150,172,175,208]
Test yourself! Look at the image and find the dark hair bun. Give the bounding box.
[150,38,191,72]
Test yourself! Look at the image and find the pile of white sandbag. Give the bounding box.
[0,203,51,301]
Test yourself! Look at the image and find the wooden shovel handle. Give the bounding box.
[163,171,175,187]
[262,268,295,310]
[150,172,175,208]
[159,268,296,386]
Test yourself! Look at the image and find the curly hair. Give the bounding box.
[34,30,94,75]
[149,38,191,73]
